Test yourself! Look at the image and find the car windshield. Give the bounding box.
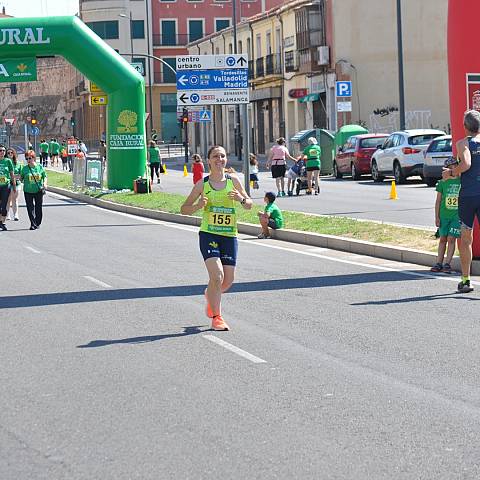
[427,138,452,153]
[360,137,388,148]
[408,134,443,146]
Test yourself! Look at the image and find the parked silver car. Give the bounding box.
[422,135,452,187]
[370,129,446,183]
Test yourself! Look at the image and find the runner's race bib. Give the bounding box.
[208,206,235,233]
[445,195,458,209]
[0,175,6,184]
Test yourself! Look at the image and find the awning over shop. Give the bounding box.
[299,93,320,103]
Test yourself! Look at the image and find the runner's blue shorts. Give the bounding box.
[199,231,238,266]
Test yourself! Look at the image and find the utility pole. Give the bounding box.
[396,0,406,130]
[145,0,154,135]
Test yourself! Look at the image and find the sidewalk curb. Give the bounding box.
[47,186,480,275]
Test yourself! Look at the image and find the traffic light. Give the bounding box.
[182,108,189,124]
[9,84,17,95]
[31,110,37,125]
[70,117,75,127]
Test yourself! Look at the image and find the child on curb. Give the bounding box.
[191,154,204,184]
[257,191,284,239]
[431,156,461,273]
[249,153,259,189]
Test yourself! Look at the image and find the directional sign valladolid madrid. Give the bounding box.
[176,54,249,106]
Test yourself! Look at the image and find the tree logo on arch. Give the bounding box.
[117,110,138,133]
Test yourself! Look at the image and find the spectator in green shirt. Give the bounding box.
[20,150,47,230]
[147,140,162,184]
[257,191,284,239]
[303,137,322,195]
[39,139,49,167]
[0,144,16,231]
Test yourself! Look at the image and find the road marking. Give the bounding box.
[25,246,41,254]
[203,335,267,364]
[83,276,112,288]
[49,191,479,286]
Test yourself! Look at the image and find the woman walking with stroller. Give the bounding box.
[303,137,322,195]
[267,137,296,197]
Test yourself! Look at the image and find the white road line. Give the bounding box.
[83,276,113,288]
[50,192,479,286]
[25,246,41,254]
[203,335,267,364]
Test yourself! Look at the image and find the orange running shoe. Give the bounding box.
[204,289,214,318]
[211,315,230,331]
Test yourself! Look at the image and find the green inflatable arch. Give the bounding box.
[0,16,146,189]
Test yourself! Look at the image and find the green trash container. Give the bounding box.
[289,129,335,175]
[334,124,369,152]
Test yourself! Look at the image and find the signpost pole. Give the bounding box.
[24,123,28,153]
[184,117,189,164]
[241,104,250,195]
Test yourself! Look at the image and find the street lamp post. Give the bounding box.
[119,12,134,62]
[144,0,154,134]
[396,0,406,130]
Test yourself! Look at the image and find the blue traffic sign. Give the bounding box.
[199,110,212,122]
[336,81,352,97]
[176,69,248,91]
[30,126,40,136]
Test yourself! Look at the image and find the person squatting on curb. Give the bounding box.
[181,145,253,331]
[431,156,461,274]
[442,109,480,293]
[257,191,284,239]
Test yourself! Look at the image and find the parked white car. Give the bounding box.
[370,129,446,183]
[422,135,452,187]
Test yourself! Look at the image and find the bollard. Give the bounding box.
[183,164,188,177]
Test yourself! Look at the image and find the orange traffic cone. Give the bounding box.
[389,180,398,200]
[183,164,188,177]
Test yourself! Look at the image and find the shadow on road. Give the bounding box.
[77,325,208,348]
[351,291,480,306]
[0,271,427,310]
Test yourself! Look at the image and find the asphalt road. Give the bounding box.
[156,167,436,229]
[2,192,480,479]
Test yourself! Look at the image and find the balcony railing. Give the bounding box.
[255,57,264,77]
[284,51,299,73]
[265,53,282,75]
[152,34,190,47]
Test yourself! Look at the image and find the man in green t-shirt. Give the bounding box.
[39,139,49,167]
[0,144,16,230]
[431,156,461,273]
[49,138,60,167]
[257,191,284,239]
[303,137,322,195]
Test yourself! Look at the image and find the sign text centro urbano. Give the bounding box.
[176,54,249,106]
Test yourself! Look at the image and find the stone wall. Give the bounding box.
[0,57,77,145]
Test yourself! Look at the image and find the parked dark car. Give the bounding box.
[333,133,389,180]
[422,135,452,187]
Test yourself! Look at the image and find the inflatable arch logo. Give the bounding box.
[0,17,147,189]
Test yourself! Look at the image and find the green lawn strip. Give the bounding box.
[47,171,438,252]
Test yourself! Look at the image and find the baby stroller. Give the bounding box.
[295,161,319,195]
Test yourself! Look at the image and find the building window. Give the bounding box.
[131,20,144,39]
[86,21,119,39]
[161,20,177,46]
[163,57,176,83]
[215,19,230,31]
[188,19,204,42]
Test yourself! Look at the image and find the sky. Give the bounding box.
[1,0,79,17]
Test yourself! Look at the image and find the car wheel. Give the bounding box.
[351,163,361,181]
[393,161,405,184]
[333,161,343,179]
[425,177,437,187]
[371,161,384,182]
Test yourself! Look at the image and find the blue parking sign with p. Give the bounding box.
[336,81,352,97]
